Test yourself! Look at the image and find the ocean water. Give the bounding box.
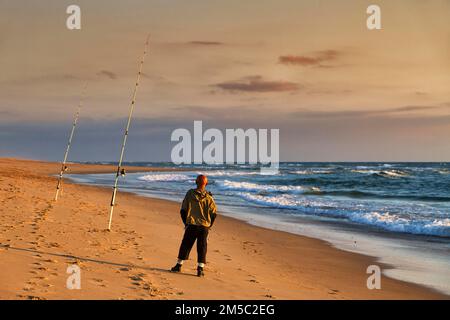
[67,162,450,295]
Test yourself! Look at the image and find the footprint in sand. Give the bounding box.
[128,272,159,296]
[120,267,132,272]
[91,278,106,287]
[43,259,58,264]
[130,273,146,282]
[22,286,34,292]
[27,295,46,300]
[328,289,339,295]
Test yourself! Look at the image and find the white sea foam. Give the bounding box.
[239,193,332,210]
[351,169,409,177]
[291,169,334,175]
[205,170,263,177]
[378,170,409,177]
[217,180,319,194]
[237,193,450,237]
[138,173,192,182]
[352,213,450,237]
[351,169,380,174]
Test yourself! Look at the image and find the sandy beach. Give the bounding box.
[0,158,446,300]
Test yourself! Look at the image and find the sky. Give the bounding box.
[0,0,449,162]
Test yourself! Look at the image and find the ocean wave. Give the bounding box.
[355,165,374,169]
[291,169,334,175]
[204,170,263,177]
[351,169,380,174]
[218,180,449,202]
[138,173,192,182]
[217,180,320,194]
[308,189,450,202]
[352,213,450,237]
[239,193,329,209]
[351,169,409,178]
[238,193,450,237]
[375,170,410,178]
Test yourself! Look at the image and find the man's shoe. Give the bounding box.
[197,266,205,277]
[171,263,182,272]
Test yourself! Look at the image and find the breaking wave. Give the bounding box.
[216,180,320,194]
[238,193,450,237]
[138,173,192,182]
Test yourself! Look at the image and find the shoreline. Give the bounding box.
[0,158,447,299]
[67,170,450,295]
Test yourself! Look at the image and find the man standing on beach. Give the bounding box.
[171,175,217,277]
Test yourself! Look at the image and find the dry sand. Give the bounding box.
[0,158,446,300]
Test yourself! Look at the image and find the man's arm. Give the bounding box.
[180,209,187,225]
[209,197,217,228]
[180,191,190,225]
[210,212,217,228]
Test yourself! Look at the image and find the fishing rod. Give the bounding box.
[107,35,150,231]
[54,83,87,201]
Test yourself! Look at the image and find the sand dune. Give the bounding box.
[0,158,446,299]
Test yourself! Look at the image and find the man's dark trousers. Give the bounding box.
[177,224,209,263]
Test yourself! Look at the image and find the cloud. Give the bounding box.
[187,41,224,46]
[294,103,447,120]
[97,70,117,80]
[214,76,300,93]
[392,105,438,113]
[279,56,320,66]
[279,50,340,67]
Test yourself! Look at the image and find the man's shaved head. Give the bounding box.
[196,175,208,188]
